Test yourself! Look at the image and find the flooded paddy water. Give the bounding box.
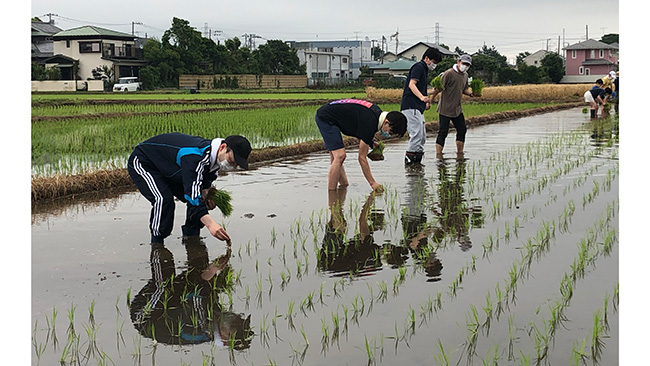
[32,108,619,365]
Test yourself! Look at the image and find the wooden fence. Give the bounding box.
[179,74,307,89]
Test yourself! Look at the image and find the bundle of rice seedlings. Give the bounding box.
[430,75,443,90]
[207,186,233,217]
[368,141,385,161]
[470,78,485,97]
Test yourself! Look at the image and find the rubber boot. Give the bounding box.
[590,109,596,119]
[405,151,424,165]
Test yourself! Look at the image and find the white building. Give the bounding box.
[295,49,352,85]
[522,50,551,67]
[288,40,373,81]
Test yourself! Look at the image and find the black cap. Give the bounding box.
[224,135,252,170]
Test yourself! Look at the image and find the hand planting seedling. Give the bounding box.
[207,186,233,217]
[367,141,385,161]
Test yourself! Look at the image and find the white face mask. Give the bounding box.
[427,62,437,71]
[459,64,470,73]
[219,159,235,171]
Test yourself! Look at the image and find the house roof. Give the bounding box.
[369,59,417,70]
[53,25,134,40]
[44,54,77,66]
[398,42,456,57]
[31,21,63,35]
[524,50,551,59]
[564,39,618,50]
[582,59,617,66]
[560,74,612,84]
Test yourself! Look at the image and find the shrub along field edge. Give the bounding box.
[31,102,582,204]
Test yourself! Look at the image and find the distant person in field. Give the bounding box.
[128,133,251,245]
[612,71,619,113]
[400,47,443,165]
[584,79,612,118]
[600,71,616,94]
[430,54,474,157]
[315,99,407,192]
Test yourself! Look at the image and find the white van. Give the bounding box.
[113,77,142,92]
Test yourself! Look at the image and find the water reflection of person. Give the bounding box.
[319,188,382,277]
[129,237,253,349]
[393,164,443,282]
[433,156,481,252]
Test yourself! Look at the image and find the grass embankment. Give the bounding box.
[32,86,586,202]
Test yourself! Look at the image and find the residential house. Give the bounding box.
[522,50,551,67]
[378,51,398,63]
[48,25,147,81]
[288,40,371,79]
[294,49,352,86]
[32,20,63,65]
[397,42,456,61]
[561,39,618,83]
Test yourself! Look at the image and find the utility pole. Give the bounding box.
[586,25,589,40]
[381,35,386,64]
[390,28,399,55]
[44,13,58,24]
[132,21,142,36]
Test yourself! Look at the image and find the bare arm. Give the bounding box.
[200,214,231,241]
[409,79,429,103]
[358,140,383,192]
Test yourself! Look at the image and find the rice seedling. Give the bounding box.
[367,141,385,161]
[469,78,485,97]
[433,339,453,366]
[590,309,607,364]
[286,300,296,331]
[320,319,330,352]
[49,306,59,349]
[464,305,480,363]
[32,321,47,366]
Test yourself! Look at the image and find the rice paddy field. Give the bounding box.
[31,95,552,178]
[31,96,620,366]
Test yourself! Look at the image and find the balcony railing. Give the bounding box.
[102,45,144,59]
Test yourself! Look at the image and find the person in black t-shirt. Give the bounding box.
[315,99,407,191]
[401,47,443,165]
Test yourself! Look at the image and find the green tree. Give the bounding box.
[252,40,304,75]
[142,37,182,87]
[540,52,565,83]
[31,63,48,81]
[161,17,206,74]
[516,52,531,65]
[517,63,541,84]
[600,33,619,44]
[470,45,508,83]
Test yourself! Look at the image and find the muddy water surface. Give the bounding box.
[32,108,618,365]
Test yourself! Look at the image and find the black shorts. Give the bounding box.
[315,115,345,151]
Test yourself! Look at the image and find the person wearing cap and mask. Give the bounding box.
[400,47,443,165]
[315,99,407,192]
[430,54,474,157]
[128,133,252,246]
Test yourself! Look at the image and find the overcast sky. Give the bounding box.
[31,0,621,63]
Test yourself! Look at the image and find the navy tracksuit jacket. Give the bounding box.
[128,133,220,242]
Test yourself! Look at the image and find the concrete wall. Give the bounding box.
[32,80,104,92]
